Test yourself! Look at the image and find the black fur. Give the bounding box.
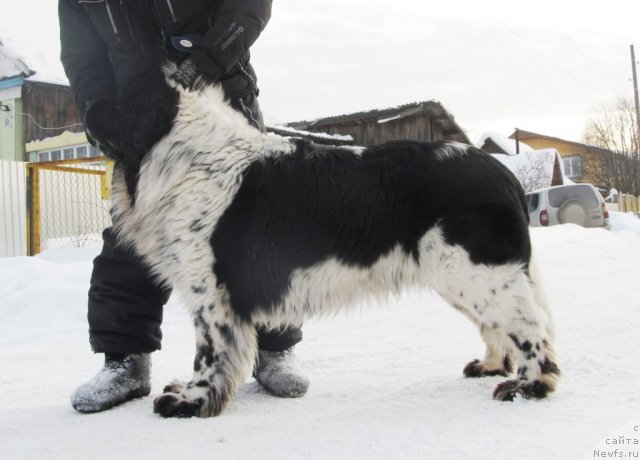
[211,139,531,321]
[84,71,179,199]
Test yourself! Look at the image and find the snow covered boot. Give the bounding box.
[70,353,151,413]
[253,348,309,398]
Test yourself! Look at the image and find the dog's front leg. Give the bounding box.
[154,304,257,418]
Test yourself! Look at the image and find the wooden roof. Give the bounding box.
[508,129,610,155]
[266,124,354,145]
[289,100,469,144]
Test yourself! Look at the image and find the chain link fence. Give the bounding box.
[25,157,113,255]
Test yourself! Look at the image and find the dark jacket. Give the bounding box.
[59,0,272,117]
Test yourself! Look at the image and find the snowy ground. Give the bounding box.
[1,216,640,460]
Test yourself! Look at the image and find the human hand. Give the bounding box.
[172,58,198,89]
[84,98,125,161]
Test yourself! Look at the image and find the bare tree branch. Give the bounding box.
[583,97,640,195]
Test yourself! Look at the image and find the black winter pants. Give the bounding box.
[87,92,302,354]
[88,229,302,354]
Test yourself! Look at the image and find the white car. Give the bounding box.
[525,184,611,230]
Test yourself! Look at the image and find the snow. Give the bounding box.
[609,211,640,233]
[491,149,562,190]
[267,124,354,142]
[1,222,640,459]
[0,10,68,85]
[0,38,33,79]
[476,131,533,155]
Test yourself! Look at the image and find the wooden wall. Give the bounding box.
[21,81,82,144]
[307,112,455,147]
[322,113,442,147]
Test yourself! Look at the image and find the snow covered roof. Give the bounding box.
[0,39,34,80]
[267,125,354,145]
[491,149,568,191]
[476,131,533,155]
[288,100,469,145]
[477,131,570,190]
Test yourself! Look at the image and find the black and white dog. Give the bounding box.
[104,81,559,418]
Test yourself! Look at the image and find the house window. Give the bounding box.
[563,156,582,178]
[76,146,88,158]
[36,144,104,162]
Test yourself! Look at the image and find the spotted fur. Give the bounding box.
[110,80,560,418]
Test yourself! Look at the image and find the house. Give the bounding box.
[1,39,33,161]
[1,40,88,163]
[4,36,468,161]
[507,129,615,190]
[478,132,566,192]
[287,100,469,147]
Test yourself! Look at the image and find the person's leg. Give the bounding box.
[71,228,171,413]
[254,326,309,398]
[87,228,168,354]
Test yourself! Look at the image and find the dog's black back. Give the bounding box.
[212,139,530,320]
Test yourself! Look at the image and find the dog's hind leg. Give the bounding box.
[424,238,559,400]
[455,267,560,401]
[154,296,257,418]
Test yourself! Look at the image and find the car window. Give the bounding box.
[548,185,598,208]
[526,193,540,212]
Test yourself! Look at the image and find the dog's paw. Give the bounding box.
[153,380,226,418]
[492,379,552,401]
[153,393,204,418]
[463,356,511,378]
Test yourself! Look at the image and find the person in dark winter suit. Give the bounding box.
[58,0,309,413]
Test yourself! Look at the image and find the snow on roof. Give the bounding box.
[267,124,354,145]
[0,32,68,84]
[477,131,533,155]
[491,148,568,191]
[0,38,33,80]
[491,149,555,173]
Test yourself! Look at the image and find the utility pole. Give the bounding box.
[631,45,640,148]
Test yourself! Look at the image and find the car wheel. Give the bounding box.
[558,199,589,226]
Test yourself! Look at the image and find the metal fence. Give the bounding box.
[24,157,113,255]
[0,157,115,258]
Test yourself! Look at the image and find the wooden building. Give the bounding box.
[478,132,566,191]
[21,80,84,144]
[287,101,469,147]
[1,41,85,162]
[508,129,615,190]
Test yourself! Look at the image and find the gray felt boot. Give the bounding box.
[70,353,151,413]
[253,349,309,398]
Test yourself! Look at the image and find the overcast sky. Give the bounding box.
[1,0,639,143]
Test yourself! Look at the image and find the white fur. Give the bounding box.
[110,84,559,417]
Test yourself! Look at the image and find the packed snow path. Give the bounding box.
[1,223,639,459]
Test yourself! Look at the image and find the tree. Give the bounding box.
[515,152,554,193]
[583,97,640,195]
